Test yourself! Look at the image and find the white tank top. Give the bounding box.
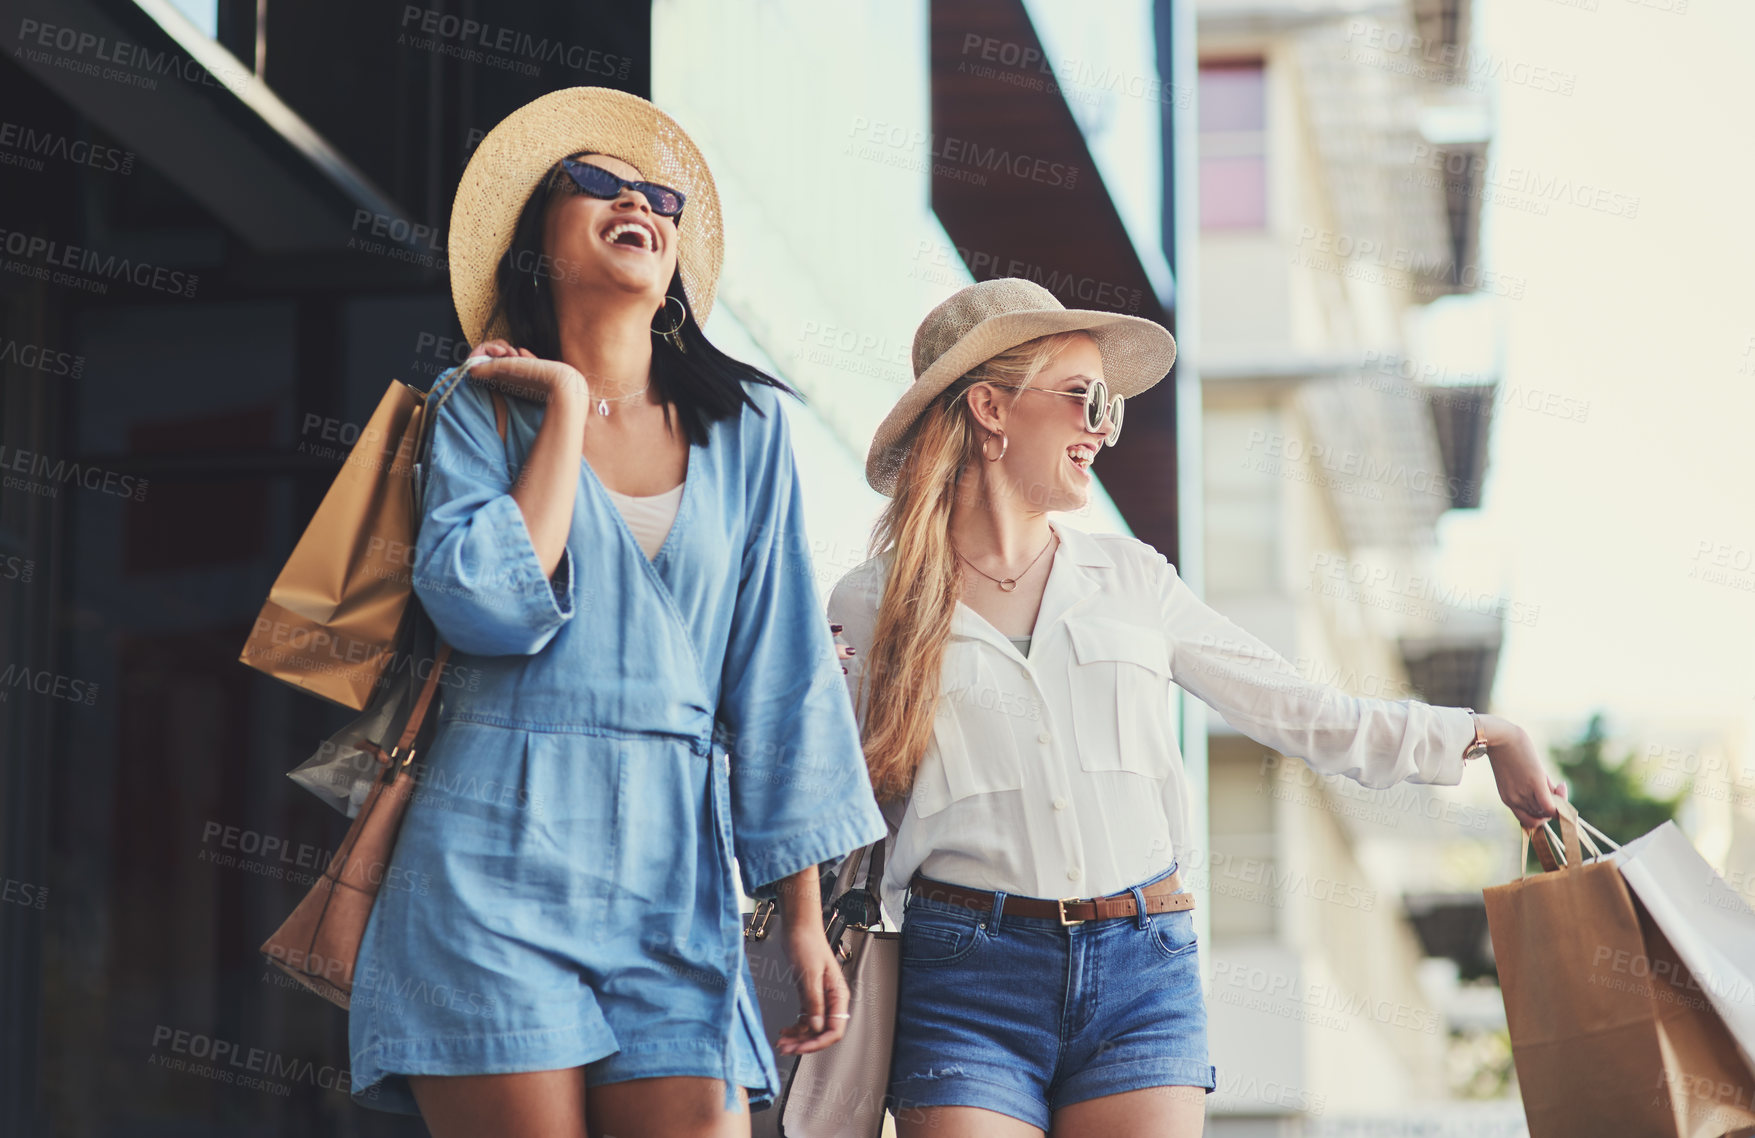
[602,482,684,560]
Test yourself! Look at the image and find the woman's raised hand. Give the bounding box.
[463,339,589,408]
[1477,713,1569,831]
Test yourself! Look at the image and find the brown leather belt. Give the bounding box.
[908,868,1195,926]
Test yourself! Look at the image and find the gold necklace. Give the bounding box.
[951,531,1056,592]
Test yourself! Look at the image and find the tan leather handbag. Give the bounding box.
[238,366,507,709]
[257,627,452,1009]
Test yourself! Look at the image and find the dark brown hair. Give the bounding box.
[484,151,796,445]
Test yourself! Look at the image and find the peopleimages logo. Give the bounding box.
[0,121,134,174]
[845,118,1079,190]
[13,18,254,94]
[0,334,83,377]
[148,1025,369,1098]
[0,444,148,500]
[0,228,198,298]
[396,6,632,79]
[0,663,98,706]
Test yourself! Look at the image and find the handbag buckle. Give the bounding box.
[1057,897,1086,926]
[747,899,775,941]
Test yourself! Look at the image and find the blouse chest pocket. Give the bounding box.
[910,641,1026,819]
[1065,617,1175,781]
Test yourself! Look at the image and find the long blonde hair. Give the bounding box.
[857,330,1089,802]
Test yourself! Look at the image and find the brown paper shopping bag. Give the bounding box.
[239,379,423,708]
[239,372,506,709]
[1484,799,1755,1138]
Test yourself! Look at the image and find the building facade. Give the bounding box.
[1191,0,1517,1131]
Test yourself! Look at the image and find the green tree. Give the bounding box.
[1549,711,1688,846]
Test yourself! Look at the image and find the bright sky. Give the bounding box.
[1433,0,1755,746]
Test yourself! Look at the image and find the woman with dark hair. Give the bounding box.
[346,88,887,1138]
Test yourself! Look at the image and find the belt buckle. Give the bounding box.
[1057,896,1086,926]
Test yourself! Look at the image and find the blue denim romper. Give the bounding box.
[348,367,889,1115]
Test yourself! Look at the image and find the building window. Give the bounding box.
[1198,60,1267,230]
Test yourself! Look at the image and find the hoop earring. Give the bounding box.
[981,430,1008,462]
[652,295,688,353]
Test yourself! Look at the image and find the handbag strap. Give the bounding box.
[829,842,868,902]
[823,838,887,937]
[828,839,886,902]
[371,363,503,785]
[864,836,887,906]
[366,638,451,787]
[396,641,451,754]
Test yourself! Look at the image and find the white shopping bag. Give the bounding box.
[1602,820,1755,1078]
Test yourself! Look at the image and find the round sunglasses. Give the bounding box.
[559,157,686,223]
[1019,377,1125,446]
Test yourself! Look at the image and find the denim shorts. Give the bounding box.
[887,860,1216,1131]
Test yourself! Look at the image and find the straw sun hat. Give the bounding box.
[865,278,1178,497]
[447,86,724,347]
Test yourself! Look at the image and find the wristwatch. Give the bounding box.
[1460,708,1491,763]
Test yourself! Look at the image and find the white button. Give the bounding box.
[1052,796,1069,811]
[1037,731,1053,744]
[1066,866,1081,881]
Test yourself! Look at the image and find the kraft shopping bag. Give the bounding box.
[239,367,507,710]
[1483,799,1755,1138]
[239,378,425,709]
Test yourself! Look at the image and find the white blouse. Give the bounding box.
[602,482,684,560]
[825,516,1477,925]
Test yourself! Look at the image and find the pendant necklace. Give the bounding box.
[593,382,650,416]
[951,531,1056,592]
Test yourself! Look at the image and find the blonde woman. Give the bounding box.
[828,278,1564,1138]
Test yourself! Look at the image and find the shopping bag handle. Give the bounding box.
[1519,798,1619,877]
[1574,813,1620,851]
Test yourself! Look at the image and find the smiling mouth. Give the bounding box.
[1067,444,1096,472]
[602,221,655,252]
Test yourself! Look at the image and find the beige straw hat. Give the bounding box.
[448,86,724,346]
[865,278,1177,496]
